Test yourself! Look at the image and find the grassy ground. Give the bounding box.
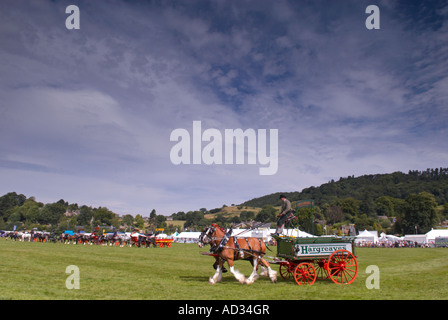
[1,239,447,300]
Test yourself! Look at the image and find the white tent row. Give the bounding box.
[171,228,315,243]
[210,228,315,240]
[357,228,448,245]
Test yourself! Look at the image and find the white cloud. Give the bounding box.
[1,0,447,215]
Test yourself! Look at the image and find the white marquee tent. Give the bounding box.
[355,230,378,244]
[426,228,448,242]
[174,231,202,243]
[378,232,402,242]
[273,229,315,238]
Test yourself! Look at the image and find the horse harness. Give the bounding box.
[215,229,265,260]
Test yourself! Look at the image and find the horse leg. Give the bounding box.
[258,258,268,276]
[227,259,246,284]
[259,258,277,283]
[246,257,260,285]
[209,259,223,285]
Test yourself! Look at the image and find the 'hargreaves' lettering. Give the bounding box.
[295,243,351,256]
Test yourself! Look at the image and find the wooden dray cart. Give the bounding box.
[270,235,358,285]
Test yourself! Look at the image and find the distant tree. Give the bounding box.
[18,198,42,223]
[255,205,277,223]
[337,198,360,220]
[38,201,66,225]
[375,196,395,217]
[231,216,241,224]
[360,192,376,217]
[215,214,227,225]
[93,207,115,226]
[148,209,157,229]
[327,206,344,224]
[77,205,94,226]
[156,214,166,228]
[122,214,134,228]
[185,211,204,228]
[7,211,22,224]
[172,211,186,220]
[391,198,407,234]
[353,214,375,231]
[403,192,438,234]
[0,192,27,220]
[380,218,392,232]
[443,203,448,220]
[296,208,314,233]
[315,223,323,236]
[240,211,255,221]
[134,214,145,229]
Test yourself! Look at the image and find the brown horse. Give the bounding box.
[199,224,277,285]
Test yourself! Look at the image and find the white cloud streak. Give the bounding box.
[1,0,447,215]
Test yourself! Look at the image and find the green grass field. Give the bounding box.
[1,239,447,300]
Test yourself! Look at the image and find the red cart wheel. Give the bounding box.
[279,263,295,280]
[294,263,317,286]
[327,249,358,285]
[314,259,329,280]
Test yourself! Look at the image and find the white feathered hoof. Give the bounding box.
[268,268,277,283]
[259,266,268,277]
[245,274,259,285]
[235,272,246,284]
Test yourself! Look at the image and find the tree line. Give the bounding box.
[2,167,447,236]
[0,193,171,234]
[242,168,448,208]
[239,168,448,235]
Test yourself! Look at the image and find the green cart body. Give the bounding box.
[271,235,358,285]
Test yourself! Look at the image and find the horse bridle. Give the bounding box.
[199,226,216,246]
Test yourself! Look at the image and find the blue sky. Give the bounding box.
[1,0,447,215]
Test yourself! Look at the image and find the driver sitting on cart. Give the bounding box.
[273,195,295,236]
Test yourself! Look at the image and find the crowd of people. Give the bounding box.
[355,240,434,248]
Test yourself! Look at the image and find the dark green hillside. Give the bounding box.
[242,168,448,208]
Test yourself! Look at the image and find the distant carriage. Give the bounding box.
[155,238,173,247]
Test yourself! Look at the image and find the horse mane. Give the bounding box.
[211,223,226,234]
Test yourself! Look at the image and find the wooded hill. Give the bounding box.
[237,167,448,235]
[242,168,448,208]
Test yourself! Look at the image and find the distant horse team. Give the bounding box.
[3,230,158,248]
